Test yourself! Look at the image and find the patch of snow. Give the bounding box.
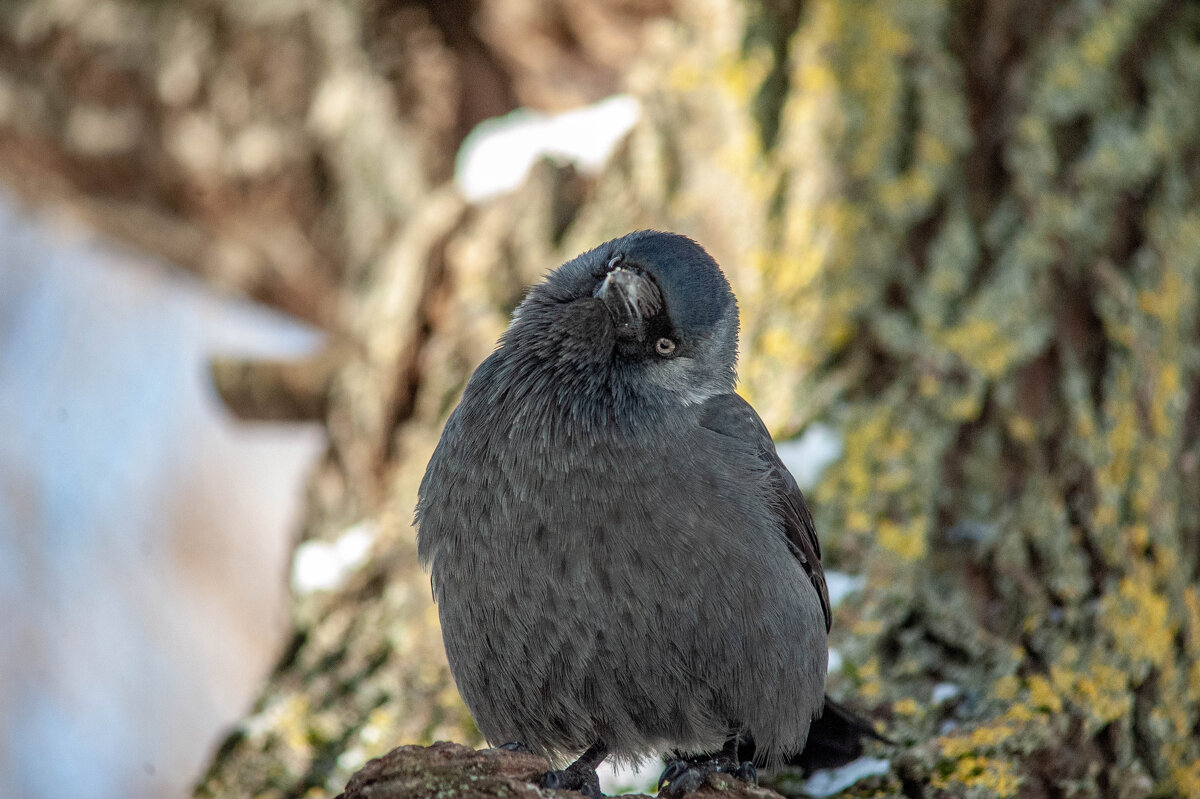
[0,193,322,799]
[801,756,891,797]
[291,522,375,593]
[455,94,641,202]
[945,519,998,544]
[932,682,962,704]
[824,571,865,608]
[598,756,662,796]
[776,424,843,491]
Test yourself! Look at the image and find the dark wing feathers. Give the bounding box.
[700,393,832,633]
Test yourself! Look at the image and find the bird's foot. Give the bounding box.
[658,755,757,797]
[541,763,603,797]
[498,741,529,752]
[734,761,758,784]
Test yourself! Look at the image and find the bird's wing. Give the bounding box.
[699,393,832,632]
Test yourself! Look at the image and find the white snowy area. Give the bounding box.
[292,521,376,594]
[454,94,641,201]
[932,682,962,704]
[802,756,893,797]
[0,194,323,799]
[598,744,891,797]
[776,423,843,491]
[825,570,866,607]
[597,756,664,796]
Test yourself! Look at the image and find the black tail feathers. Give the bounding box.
[737,695,888,772]
[790,695,888,771]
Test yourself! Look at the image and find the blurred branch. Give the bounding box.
[210,345,350,423]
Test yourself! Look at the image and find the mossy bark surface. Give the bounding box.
[2,1,1198,797]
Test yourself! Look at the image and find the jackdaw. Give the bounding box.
[416,230,872,796]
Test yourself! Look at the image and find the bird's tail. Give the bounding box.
[788,695,888,771]
[736,695,887,771]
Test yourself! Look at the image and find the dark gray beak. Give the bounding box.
[595,267,662,340]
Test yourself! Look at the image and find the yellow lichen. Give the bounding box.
[277,694,314,754]
[948,389,984,421]
[855,656,883,699]
[1002,702,1038,723]
[1171,760,1200,799]
[937,318,1022,378]
[876,517,927,561]
[967,724,1017,750]
[1101,575,1174,671]
[933,757,1022,798]
[853,618,885,637]
[1049,662,1132,729]
[845,509,873,532]
[1027,674,1062,714]
[1185,588,1200,666]
[939,722,1017,759]
[1006,415,1036,443]
[992,674,1019,701]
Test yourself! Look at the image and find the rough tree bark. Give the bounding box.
[2,0,1197,797]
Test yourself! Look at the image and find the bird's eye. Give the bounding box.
[655,337,677,357]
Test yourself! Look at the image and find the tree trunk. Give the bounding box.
[2,0,1197,797]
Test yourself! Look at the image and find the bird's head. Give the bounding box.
[510,230,739,407]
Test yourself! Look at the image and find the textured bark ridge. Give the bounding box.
[2,1,1198,797]
[333,742,778,799]
[334,742,568,799]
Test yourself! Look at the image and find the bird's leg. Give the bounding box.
[658,733,757,797]
[541,740,608,798]
[722,735,758,785]
[498,741,529,752]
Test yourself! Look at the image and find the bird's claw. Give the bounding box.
[657,760,688,791]
[499,741,529,752]
[658,763,704,797]
[541,767,603,797]
[658,755,757,796]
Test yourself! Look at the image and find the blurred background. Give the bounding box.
[1,1,1198,798]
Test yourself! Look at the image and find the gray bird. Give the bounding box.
[416,231,862,797]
